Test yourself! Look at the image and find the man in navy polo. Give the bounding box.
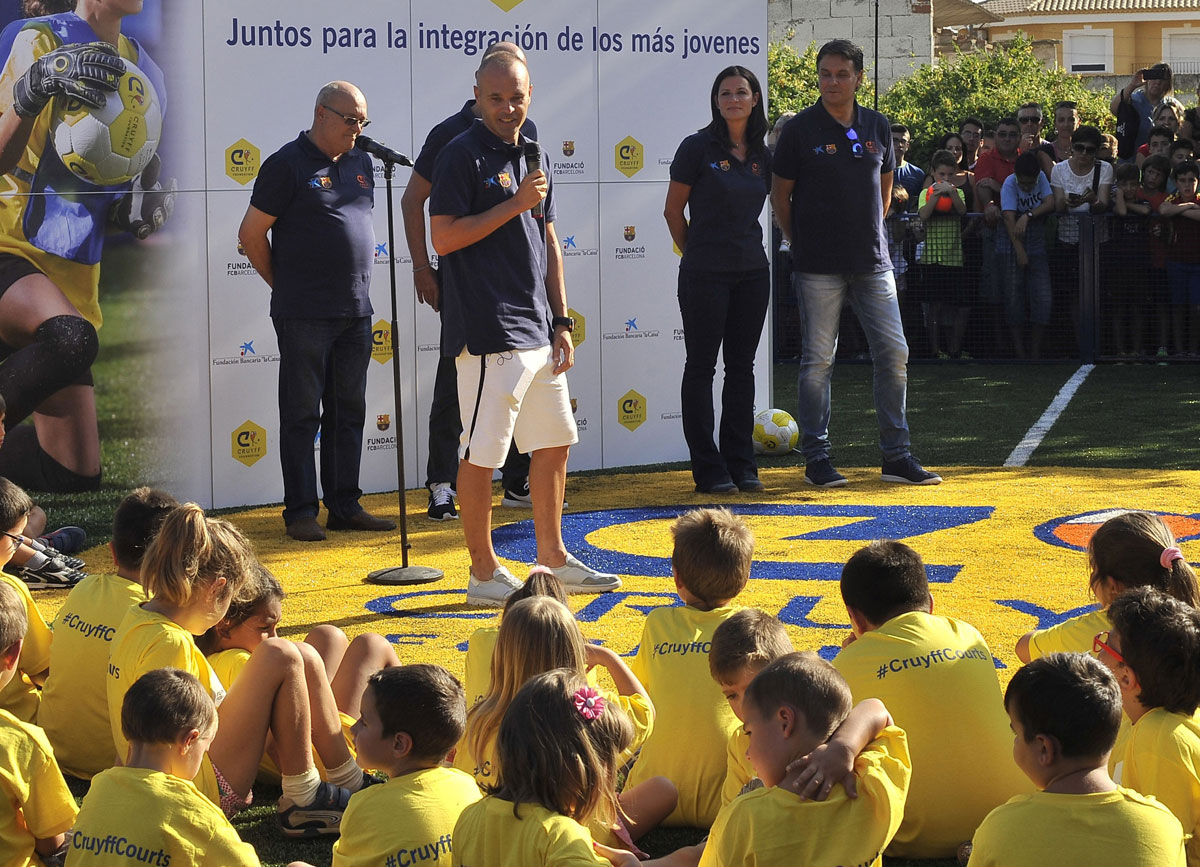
[239,81,396,541]
[429,53,618,606]
[771,40,941,488]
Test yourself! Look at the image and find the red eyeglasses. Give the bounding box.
[1093,631,1126,665]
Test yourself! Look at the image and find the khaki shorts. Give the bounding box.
[456,345,577,469]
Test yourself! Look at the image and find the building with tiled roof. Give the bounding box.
[983,0,1200,73]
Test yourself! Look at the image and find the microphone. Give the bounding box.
[355,135,413,166]
[523,141,543,219]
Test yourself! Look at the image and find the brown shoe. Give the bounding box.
[285,516,326,542]
[325,510,396,532]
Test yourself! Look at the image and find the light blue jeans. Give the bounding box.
[794,270,912,463]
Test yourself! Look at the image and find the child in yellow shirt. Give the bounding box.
[71,668,260,866]
[1102,587,1200,866]
[453,668,632,867]
[707,608,794,806]
[198,561,397,784]
[455,595,674,851]
[834,540,1028,858]
[969,653,1185,866]
[106,503,358,835]
[626,508,751,827]
[0,579,75,867]
[287,664,481,867]
[40,487,178,779]
[0,479,51,724]
[1016,511,1199,662]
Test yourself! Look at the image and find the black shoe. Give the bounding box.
[881,455,942,485]
[804,459,848,488]
[695,480,738,494]
[326,510,397,532]
[285,517,326,542]
[7,551,86,590]
[427,483,458,521]
[736,477,766,493]
[277,781,352,838]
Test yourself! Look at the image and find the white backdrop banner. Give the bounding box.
[191,0,769,507]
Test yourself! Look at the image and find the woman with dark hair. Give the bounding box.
[923,132,974,211]
[664,65,771,494]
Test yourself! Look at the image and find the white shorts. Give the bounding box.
[456,345,578,469]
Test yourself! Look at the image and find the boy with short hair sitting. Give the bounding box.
[0,580,75,867]
[969,652,1185,866]
[40,487,179,778]
[708,608,794,805]
[625,508,751,827]
[0,478,51,724]
[1103,587,1200,866]
[71,668,260,865]
[833,540,1027,859]
[292,664,480,867]
[699,653,909,867]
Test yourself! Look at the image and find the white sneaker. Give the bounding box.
[546,554,621,594]
[466,566,522,607]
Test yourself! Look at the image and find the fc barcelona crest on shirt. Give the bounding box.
[864,140,878,154]
[376,414,390,431]
[624,226,636,241]
[717,160,731,171]
[563,141,575,156]
[498,171,512,188]
[750,161,762,174]
[824,144,837,154]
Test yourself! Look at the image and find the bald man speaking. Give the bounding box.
[239,81,396,541]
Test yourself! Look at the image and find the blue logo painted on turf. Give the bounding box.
[1034,509,1200,553]
[490,505,993,582]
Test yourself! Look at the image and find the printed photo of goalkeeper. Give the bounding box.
[0,0,169,493]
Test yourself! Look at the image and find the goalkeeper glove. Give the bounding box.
[12,41,124,119]
[110,154,175,239]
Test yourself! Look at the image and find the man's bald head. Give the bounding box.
[476,49,528,84]
[314,81,365,116]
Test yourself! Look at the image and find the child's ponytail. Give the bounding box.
[1088,512,1199,607]
[141,504,255,606]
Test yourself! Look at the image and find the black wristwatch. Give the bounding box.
[1024,209,1035,219]
[552,316,575,333]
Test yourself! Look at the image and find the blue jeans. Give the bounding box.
[273,316,372,524]
[794,271,911,463]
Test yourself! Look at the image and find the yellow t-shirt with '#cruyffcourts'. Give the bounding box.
[626,603,741,827]
[698,727,911,867]
[451,798,610,867]
[107,605,224,806]
[0,708,77,867]
[1027,606,1109,659]
[40,573,145,778]
[1115,707,1200,867]
[69,766,260,866]
[0,574,51,724]
[968,787,1185,867]
[722,726,757,807]
[333,766,481,867]
[833,611,1030,858]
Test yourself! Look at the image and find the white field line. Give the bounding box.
[1004,364,1096,467]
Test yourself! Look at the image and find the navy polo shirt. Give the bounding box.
[430,119,556,356]
[669,130,770,272]
[413,99,538,182]
[773,99,895,274]
[250,133,375,319]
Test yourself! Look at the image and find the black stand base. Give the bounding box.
[366,564,444,585]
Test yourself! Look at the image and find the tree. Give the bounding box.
[767,39,874,124]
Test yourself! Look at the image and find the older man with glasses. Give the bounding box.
[238,81,396,542]
[1016,102,1052,154]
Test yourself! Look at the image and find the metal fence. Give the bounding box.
[772,213,1199,364]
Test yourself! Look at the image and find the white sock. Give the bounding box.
[280,767,322,806]
[326,757,363,792]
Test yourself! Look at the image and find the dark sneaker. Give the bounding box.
[427,483,458,521]
[695,480,737,494]
[10,552,86,590]
[277,781,352,838]
[804,459,848,488]
[736,477,766,493]
[326,510,396,532]
[881,455,942,485]
[36,526,87,557]
[501,477,568,509]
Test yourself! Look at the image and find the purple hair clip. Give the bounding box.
[574,686,606,721]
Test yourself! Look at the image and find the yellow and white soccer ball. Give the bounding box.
[752,408,800,456]
[51,59,162,186]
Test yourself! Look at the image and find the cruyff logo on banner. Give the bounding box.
[618,390,646,431]
[371,319,392,365]
[567,307,586,346]
[615,136,643,178]
[232,420,267,467]
[225,139,259,185]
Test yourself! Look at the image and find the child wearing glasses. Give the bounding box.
[968,652,1185,867]
[1101,587,1200,866]
[0,477,52,724]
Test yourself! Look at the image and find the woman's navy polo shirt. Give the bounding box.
[430,119,556,357]
[669,130,771,273]
[773,99,896,275]
[249,132,375,319]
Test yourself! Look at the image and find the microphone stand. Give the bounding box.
[367,155,442,586]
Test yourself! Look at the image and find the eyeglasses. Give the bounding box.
[845,127,864,158]
[321,104,370,129]
[1,531,23,547]
[1093,631,1126,665]
[1018,116,1042,124]
[1073,144,1098,155]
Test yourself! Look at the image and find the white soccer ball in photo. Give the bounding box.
[51,59,162,186]
[752,408,800,456]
